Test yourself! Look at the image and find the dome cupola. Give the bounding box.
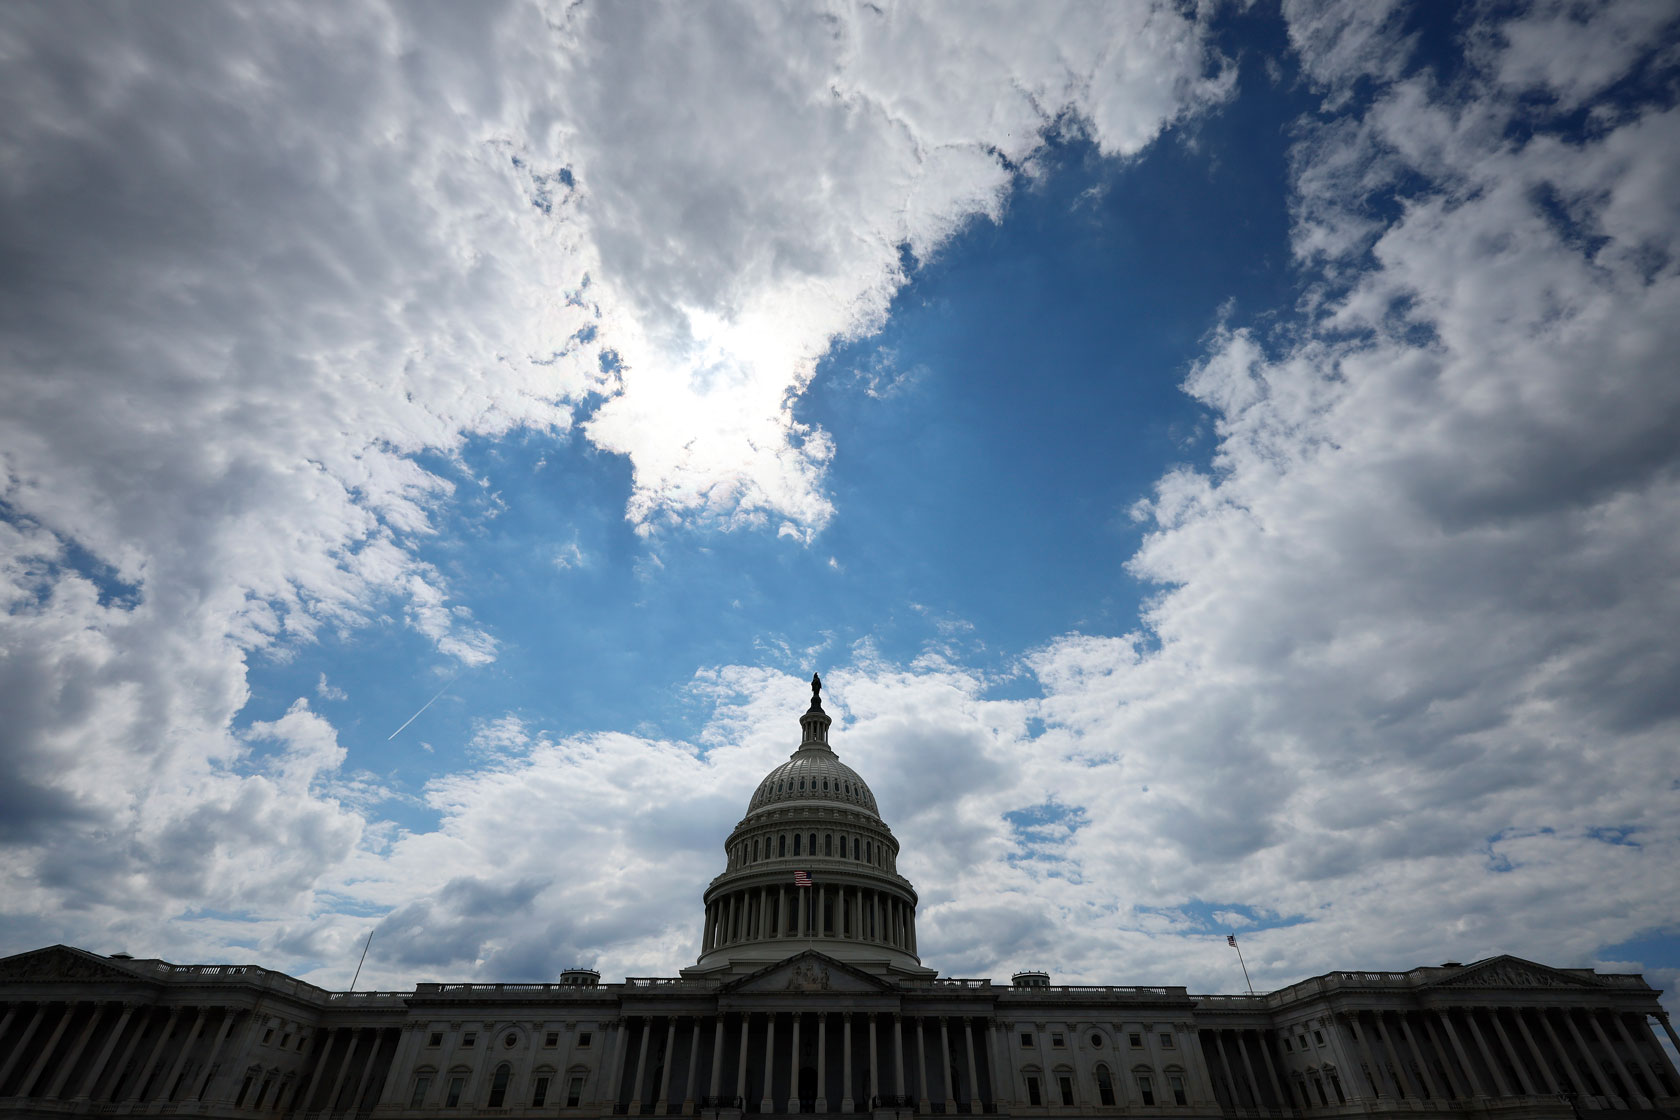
[684,674,933,980]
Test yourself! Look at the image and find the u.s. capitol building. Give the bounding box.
[2,678,1676,1119]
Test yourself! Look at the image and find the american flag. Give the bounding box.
[793,871,813,888]
[1227,934,1238,947]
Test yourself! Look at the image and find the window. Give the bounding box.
[488,1065,511,1108]
[865,841,872,862]
[1058,1075,1074,1106]
[1137,1075,1155,1107]
[794,835,802,856]
[779,836,787,857]
[262,1026,275,1045]
[1314,1077,1329,1107]
[280,1031,292,1049]
[532,1076,550,1107]
[462,1032,478,1048]
[1159,1033,1174,1049]
[1051,1032,1065,1048]
[825,834,832,855]
[1313,1030,1324,1046]
[567,1076,585,1107]
[1020,1033,1035,1048]
[577,1032,592,1049]
[853,837,860,859]
[753,839,760,860]
[1129,1033,1143,1049]
[1283,1037,1293,1052]
[505,1032,519,1049]
[1097,1068,1116,1106]
[410,1076,432,1108]
[429,1032,443,1048]
[545,1031,559,1048]
[446,1076,465,1108]
[809,832,816,852]
[1170,1074,1187,1106]
[1299,1034,1308,1049]
[1090,1033,1104,1048]
[1026,1077,1043,1106]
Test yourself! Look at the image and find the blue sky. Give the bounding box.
[3,0,1679,1033]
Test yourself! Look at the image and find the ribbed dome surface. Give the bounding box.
[747,752,878,816]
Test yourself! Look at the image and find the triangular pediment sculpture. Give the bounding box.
[1430,955,1593,990]
[721,951,897,995]
[0,945,150,983]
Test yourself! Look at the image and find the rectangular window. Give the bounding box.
[1058,1076,1074,1106]
[1170,1074,1187,1106]
[567,1076,585,1107]
[1051,1032,1065,1048]
[1137,1075,1155,1107]
[1299,1034,1308,1049]
[1283,1037,1293,1052]
[1129,1033,1143,1048]
[428,1031,443,1047]
[577,1032,592,1049]
[410,1076,431,1108]
[1313,1030,1324,1045]
[261,1027,275,1045]
[545,1031,560,1047]
[1159,1032,1175,1049]
[446,1077,465,1108]
[1020,1032,1035,1048]
[280,1032,292,1049]
[533,1076,550,1107]
[462,1032,478,1048]
[1026,1077,1042,1106]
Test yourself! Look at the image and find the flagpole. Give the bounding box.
[1228,934,1254,996]
[350,930,373,991]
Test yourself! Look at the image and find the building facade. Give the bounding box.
[3,679,1677,1120]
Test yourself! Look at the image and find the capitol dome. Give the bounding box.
[683,674,933,980]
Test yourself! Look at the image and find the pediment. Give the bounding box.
[722,952,897,995]
[1430,956,1595,990]
[0,945,149,983]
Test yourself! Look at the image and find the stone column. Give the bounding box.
[864,1013,877,1105]
[323,1028,361,1114]
[761,1014,777,1114]
[1628,1013,1680,1095]
[682,1019,702,1114]
[842,1013,855,1113]
[0,1004,15,1045]
[915,1018,930,1111]
[377,1023,424,1108]
[1349,1014,1386,1099]
[1435,1009,1487,1097]
[986,1019,1010,1109]
[629,1018,653,1113]
[78,1002,138,1102]
[1257,1029,1287,1110]
[1464,1009,1514,1097]
[657,1017,680,1113]
[189,1009,236,1103]
[1587,1010,1645,1106]
[21,1002,79,1097]
[0,1004,46,1091]
[347,1027,385,1114]
[1395,1013,1441,1100]
[103,1008,157,1103]
[1656,1013,1680,1065]
[164,1006,214,1103]
[816,1013,829,1113]
[777,888,787,938]
[45,1001,105,1099]
[1535,1009,1586,1097]
[1211,1030,1240,1110]
[790,1013,802,1114]
[1235,1030,1266,1110]
[1488,1009,1536,1095]
[894,1015,906,1101]
[963,1019,980,1110]
[1560,1010,1610,1102]
[940,1017,956,1112]
[709,1018,726,1102]
[1511,1009,1559,1094]
[735,1015,750,1105]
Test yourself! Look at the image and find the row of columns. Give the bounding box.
[285,1025,395,1115]
[1335,1006,1680,1111]
[1202,1007,1680,1117]
[608,1011,1001,1115]
[0,1001,248,1106]
[703,886,916,955]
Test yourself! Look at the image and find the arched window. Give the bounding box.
[822,778,829,790]
[809,832,816,853]
[488,1064,511,1108]
[799,778,806,790]
[778,835,787,857]
[1134,1070,1155,1107]
[1096,1065,1115,1106]
[853,837,860,859]
[825,834,832,856]
[794,835,802,856]
[865,840,872,863]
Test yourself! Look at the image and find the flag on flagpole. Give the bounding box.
[1227,934,1238,947]
[794,871,813,888]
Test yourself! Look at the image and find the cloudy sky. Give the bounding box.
[3,0,1678,1021]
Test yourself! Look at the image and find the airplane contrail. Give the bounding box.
[387,671,463,741]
